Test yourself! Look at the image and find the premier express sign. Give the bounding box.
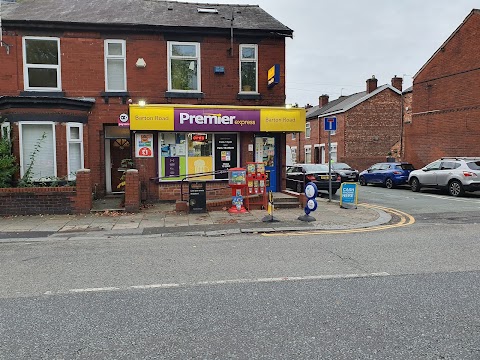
[129,105,306,132]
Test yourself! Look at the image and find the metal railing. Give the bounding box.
[150,169,230,201]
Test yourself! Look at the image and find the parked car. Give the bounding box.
[358,162,415,188]
[286,164,341,194]
[408,157,480,197]
[331,162,359,182]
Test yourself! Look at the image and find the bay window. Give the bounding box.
[67,123,84,180]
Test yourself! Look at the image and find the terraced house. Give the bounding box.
[0,0,304,210]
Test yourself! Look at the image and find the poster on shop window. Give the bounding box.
[135,133,154,158]
[214,134,237,179]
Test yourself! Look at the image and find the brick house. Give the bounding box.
[286,76,403,172]
[404,9,480,168]
[0,0,305,205]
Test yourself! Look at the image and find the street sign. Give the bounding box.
[324,117,337,131]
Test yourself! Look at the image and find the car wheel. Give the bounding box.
[384,178,394,189]
[296,182,303,193]
[410,177,421,192]
[448,180,465,197]
[359,176,367,186]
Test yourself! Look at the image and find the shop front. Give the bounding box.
[129,104,305,201]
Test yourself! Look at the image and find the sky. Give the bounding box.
[184,0,479,106]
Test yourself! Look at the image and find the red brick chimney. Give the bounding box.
[391,75,403,91]
[366,75,378,94]
[319,94,329,107]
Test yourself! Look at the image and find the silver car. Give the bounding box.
[408,157,480,196]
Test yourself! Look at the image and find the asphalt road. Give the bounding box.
[1,186,480,359]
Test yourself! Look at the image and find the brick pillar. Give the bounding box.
[125,169,140,213]
[75,169,92,214]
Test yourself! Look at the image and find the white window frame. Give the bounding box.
[305,122,311,139]
[291,146,297,164]
[1,122,10,140]
[18,121,57,180]
[67,123,84,180]
[291,133,296,140]
[239,44,258,93]
[304,145,312,164]
[104,39,127,92]
[23,36,61,91]
[320,143,326,164]
[168,41,201,92]
[330,142,338,163]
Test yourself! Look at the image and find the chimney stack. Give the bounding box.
[319,94,329,107]
[366,75,378,94]
[391,75,403,91]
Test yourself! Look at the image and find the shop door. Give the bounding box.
[255,136,277,192]
[110,138,131,192]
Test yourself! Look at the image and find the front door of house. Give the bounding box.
[110,138,131,192]
[255,136,277,192]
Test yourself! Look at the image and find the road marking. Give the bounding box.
[263,203,415,236]
[44,272,390,296]
[413,192,480,203]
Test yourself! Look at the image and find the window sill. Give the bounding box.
[100,91,130,104]
[237,93,261,100]
[20,91,65,97]
[165,91,205,99]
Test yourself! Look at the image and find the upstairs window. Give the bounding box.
[168,42,201,91]
[239,44,258,92]
[23,37,61,91]
[105,40,127,92]
[305,122,311,139]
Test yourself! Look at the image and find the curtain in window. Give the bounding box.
[21,124,55,179]
[107,59,125,91]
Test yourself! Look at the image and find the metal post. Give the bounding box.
[328,130,332,202]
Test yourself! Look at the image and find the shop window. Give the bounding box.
[159,133,187,180]
[19,122,57,180]
[67,123,84,180]
[168,42,200,91]
[239,44,258,92]
[304,146,312,164]
[23,37,61,91]
[305,122,311,139]
[104,39,126,92]
[158,133,239,181]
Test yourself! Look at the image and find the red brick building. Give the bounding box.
[404,9,480,168]
[0,0,305,203]
[287,76,403,172]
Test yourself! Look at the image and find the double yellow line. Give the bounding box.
[263,203,415,236]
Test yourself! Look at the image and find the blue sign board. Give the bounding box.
[324,117,337,131]
[340,183,358,208]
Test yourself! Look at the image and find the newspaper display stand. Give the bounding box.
[245,162,267,210]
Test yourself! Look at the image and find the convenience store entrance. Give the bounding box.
[255,135,278,192]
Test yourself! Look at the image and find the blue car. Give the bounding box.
[358,162,415,189]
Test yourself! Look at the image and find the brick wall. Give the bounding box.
[0,168,92,215]
[405,11,480,168]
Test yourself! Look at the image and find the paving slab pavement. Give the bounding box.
[0,198,391,240]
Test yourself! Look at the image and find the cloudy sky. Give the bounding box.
[187,0,478,106]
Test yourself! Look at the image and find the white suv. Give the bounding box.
[408,157,480,196]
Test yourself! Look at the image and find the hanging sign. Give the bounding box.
[135,133,154,158]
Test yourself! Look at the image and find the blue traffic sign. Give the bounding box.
[324,117,337,131]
